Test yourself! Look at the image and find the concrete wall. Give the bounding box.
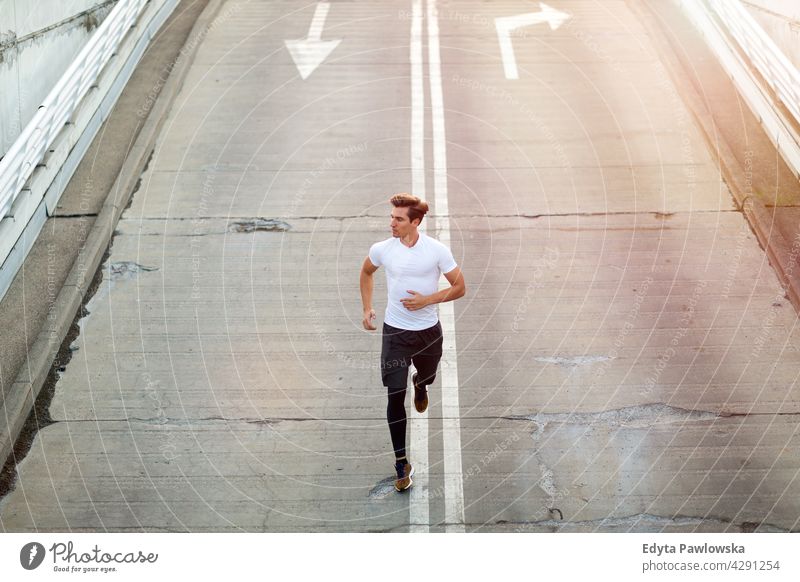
[743,0,800,70]
[0,0,118,157]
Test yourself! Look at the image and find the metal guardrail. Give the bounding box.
[0,0,148,223]
[708,0,800,126]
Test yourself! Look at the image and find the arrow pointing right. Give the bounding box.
[285,2,342,80]
[495,3,571,80]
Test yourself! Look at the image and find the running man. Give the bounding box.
[360,193,466,492]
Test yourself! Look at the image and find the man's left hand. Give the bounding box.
[401,290,429,311]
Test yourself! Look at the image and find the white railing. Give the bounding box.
[677,0,800,180]
[708,0,800,126]
[0,0,149,223]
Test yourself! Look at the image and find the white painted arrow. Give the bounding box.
[495,3,570,80]
[285,2,341,80]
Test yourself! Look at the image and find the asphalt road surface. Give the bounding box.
[1,0,799,532]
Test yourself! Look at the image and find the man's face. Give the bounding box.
[390,206,419,238]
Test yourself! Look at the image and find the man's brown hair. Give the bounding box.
[390,193,429,226]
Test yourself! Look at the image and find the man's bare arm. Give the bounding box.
[401,266,466,311]
[360,257,379,329]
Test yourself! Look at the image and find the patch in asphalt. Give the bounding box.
[368,477,397,499]
[110,261,159,280]
[228,218,292,233]
[534,355,615,368]
[513,403,720,430]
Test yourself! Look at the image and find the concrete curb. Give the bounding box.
[633,0,800,315]
[743,197,800,310]
[0,0,225,467]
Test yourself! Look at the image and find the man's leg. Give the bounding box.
[381,324,415,491]
[381,324,411,461]
[386,375,415,491]
[410,322,443,414]
[386,379,409,459]
[411,353,441,388]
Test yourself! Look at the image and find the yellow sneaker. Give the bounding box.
[394,461,414,492]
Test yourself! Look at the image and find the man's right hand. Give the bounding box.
[362,308,377,330]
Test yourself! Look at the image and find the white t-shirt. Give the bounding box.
[369,232,458,330]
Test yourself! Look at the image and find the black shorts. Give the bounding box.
[380,321,444,390]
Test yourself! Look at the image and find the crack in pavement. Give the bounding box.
[491,513,793,532]
[53,213,99,218]
[506,403,727,430]
[122,209,742,222]
[117,416,371,424]
[55,410,800,425]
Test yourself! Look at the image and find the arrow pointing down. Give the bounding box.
[285,2,341,80]
[495,3,570,80]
